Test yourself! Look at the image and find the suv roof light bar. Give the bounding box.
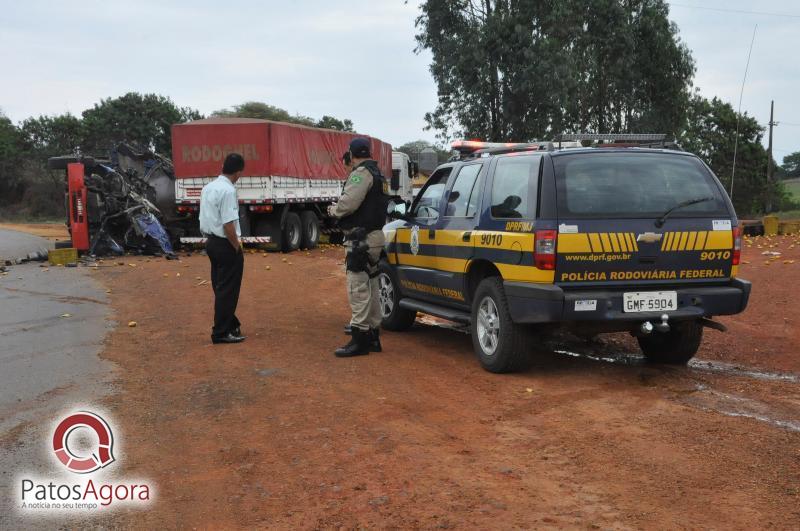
[556,133,666,142]
[451,140,554,159]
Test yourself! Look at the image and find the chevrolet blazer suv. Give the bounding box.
[378,143,751,373]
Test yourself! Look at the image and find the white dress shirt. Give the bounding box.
[199,175,241,238]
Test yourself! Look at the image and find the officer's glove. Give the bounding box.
[327,204,338,218]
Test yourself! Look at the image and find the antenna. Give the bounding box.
[730,24,758,200]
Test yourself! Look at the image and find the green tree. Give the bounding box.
[0,112,28,206]
[415,0,694,142]
[213,101,315,126]
[678,95,786,215]
[782,151,800,179]
[82,92,201,157]
[397,139,451,164]
[213,101,356,132]
[20,113,84,158]
[316,115,355,132]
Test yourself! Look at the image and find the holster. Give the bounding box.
[345,228,370,274]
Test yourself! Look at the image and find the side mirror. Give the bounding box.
[387,197,408,220]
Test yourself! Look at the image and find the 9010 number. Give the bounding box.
[479,234,503,246]
[700,251,731,261]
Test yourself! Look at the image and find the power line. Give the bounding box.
[669,2,800,19]
[730,24,758,200]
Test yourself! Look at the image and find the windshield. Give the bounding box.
[553,153,728,218]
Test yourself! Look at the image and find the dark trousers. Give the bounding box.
[206,236,243,338]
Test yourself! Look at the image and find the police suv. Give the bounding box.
[378,135,751,373]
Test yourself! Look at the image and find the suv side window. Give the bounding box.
[490,156,541,219]
[445,163,483,217]
[411,167,451,223]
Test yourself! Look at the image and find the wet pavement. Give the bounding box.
[0,235,115,528]
[0,229,53,263]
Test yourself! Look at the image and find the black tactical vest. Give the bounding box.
[338,160,388,232]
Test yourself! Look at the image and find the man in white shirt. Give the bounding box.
[199,153,246,344]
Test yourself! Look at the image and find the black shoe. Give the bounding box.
[369,328,382,353]
[212,333,246,344]
[343,323,352,335]
[335,327,370,357]
[231,327,246,339]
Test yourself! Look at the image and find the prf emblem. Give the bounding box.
[410,225,420,255]
[637,232,663,244]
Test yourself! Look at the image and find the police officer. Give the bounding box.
[328,138,387,357]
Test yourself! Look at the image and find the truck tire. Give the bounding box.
[300,211,320,249]
[281,212,302,252]
[637,320,703,365]
[378,260,416,331]
[470,277,532,373]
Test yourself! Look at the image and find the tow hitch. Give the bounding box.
[640,314,671,335]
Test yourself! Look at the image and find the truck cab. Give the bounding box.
[390,151,417,204]
[378,140,751,373]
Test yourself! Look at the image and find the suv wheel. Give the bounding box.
[470,277,532,373]
[378,260,416,331]
[637,320,703,365]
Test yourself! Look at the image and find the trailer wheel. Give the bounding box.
[300,211,319,249]
[282,212,302,252]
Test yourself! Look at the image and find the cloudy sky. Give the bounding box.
[0,0,797,158]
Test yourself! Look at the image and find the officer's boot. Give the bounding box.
[335,327,370,357]
[343,323,352,335]
[369,328,382,352]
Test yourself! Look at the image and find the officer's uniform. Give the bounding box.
[328,140,387,357]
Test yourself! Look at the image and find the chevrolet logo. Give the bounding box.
[637,232,663,243]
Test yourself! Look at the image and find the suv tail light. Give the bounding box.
[732,226,742,266]
[534,230,557,270]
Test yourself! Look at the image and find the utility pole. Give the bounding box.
[766,100,777,212]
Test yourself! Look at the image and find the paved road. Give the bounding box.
[0,228,53,262]
[0,230,114,527]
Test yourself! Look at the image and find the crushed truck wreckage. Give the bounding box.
[49,144,185,258]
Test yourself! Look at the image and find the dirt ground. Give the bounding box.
[87,236,800,529]
[0,222,69,241]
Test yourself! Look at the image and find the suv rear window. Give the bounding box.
[553,153,728,218]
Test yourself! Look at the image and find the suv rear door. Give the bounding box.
[473,154,552,283]
[552,151,737,292]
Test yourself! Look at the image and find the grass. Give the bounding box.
[775,210,800,220]
[784,178,800,201]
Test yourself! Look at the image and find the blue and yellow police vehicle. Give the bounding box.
[378,134,751,373]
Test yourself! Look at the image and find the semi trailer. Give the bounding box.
[172,118,395,251]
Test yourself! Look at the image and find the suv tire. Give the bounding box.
[637,320,703,364]
[378,260,416,331]
[470,277,532,373]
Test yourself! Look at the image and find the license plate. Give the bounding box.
[623,291,677,313]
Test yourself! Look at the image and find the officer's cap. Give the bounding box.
[349,137,371,158]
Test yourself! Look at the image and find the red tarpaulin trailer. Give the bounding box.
[172,118,392,180]
[171,118,394,251]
